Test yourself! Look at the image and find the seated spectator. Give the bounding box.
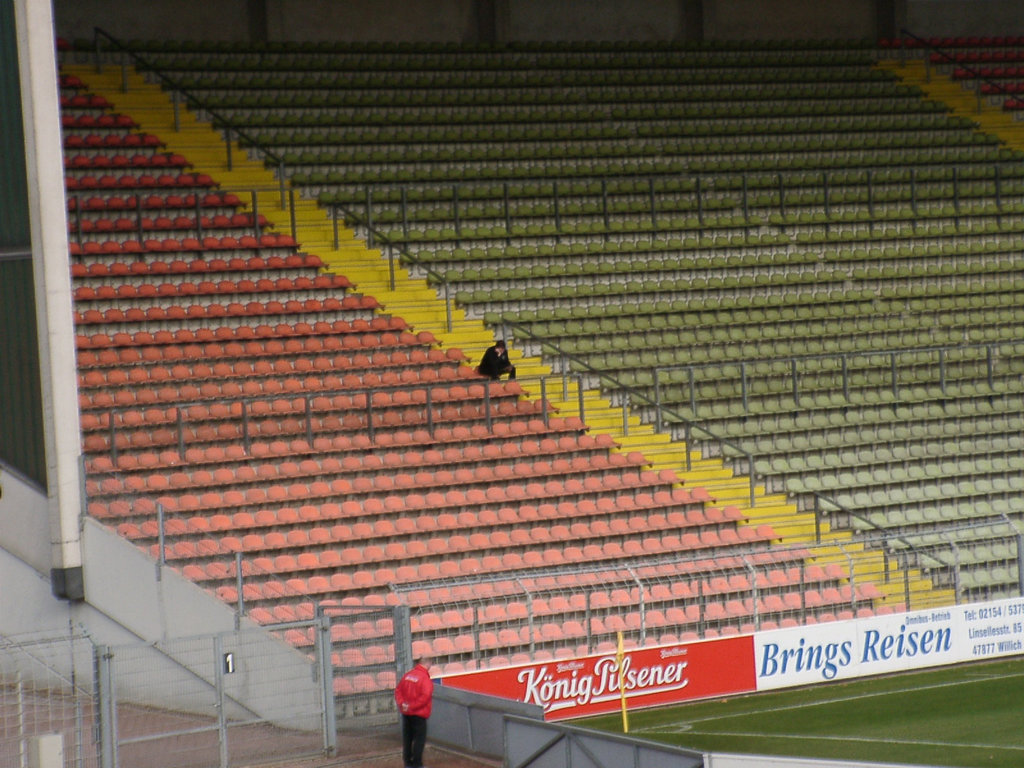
[477,339,516,380]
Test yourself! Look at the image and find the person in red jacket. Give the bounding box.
[394,656,434,768]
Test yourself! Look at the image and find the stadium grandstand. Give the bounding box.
[3,1,1024,767]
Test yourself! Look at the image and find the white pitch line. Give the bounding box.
[685,730,1024,753]
[633,665,1024,734]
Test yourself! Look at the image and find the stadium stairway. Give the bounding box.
[61,65,709,486]
[873,55,1024,608]
[61,58,938,615]
[60,65,516,365]
[876,57,1024,151]
[869,53,1024,608]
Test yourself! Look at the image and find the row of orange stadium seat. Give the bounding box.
[66,153,189,169]
[86,428,599,477]
[61,112,136,129]
[71,252,320,277]
[123,470,686,520]
[411,598,873,659]
[77,368,485,413]
[76,335,424,372]
[396,565,773,614]
[86,433,605,495]
[77,349,443,388]
[334,673,397,696]
[930,49,1024,63]
[154,528,773,589]
[74,295,371,324]
[74,316,408,349]
[72,273,345,301]
[85,416,586,472]
[125,513,688,560]
[61,93,111,108]
[72,212,266,232]
[135,498,605,538]
[410,620,710,662]
[180,456,618,499]
[69,232,296,255]
[94,454,623,499]
[68,191,240,211]
[334,645,394,667]
[246,602,319,625]
[65,132,162,149]
[65,172,215,190]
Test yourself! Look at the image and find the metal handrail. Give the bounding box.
[900,28,1023,111]
[502,320,761,506]
[91,28,289,207]
[330,170,1024,252]
[506,320,1024,537]
[0,247,32,261]
[649,339,1024,416]
[97,375,523,464]
[327,199,457,331]
[79,32,1022,555]
[91,28,282,166]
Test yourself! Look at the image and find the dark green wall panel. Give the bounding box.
[0,0,31,250]
[0,257,46,488]
[0,1,46,488]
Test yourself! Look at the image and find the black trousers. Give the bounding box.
[401,714,428,768]
[480,364,516,380]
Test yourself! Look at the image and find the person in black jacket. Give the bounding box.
[477,339,516,380]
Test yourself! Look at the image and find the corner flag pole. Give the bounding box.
[617,631,629,733]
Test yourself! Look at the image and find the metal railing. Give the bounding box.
[903,28,1023,114]
[645,341,1024,419]
[68,188,274,247]
[91,375,548,466]
[334,165,1024,245]
[383,526,1024,660]
[91,28,289,210]
[126,511,1024,668]
[83,330,1024,557]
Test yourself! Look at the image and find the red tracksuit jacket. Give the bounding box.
[395,663,434,718]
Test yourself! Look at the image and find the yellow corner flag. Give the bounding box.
[617,631,629,733]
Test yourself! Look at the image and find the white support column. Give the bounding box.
[15,0,85,599]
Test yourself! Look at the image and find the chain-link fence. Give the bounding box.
[0,621,335,768]
[0,632,98,768]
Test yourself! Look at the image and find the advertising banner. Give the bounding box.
[441,635,756,721]
[439,598,1024,721]
[755,597,1024,690]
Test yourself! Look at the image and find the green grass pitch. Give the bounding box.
[581,657,1024,767]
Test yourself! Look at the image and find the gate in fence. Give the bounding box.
[0,632,98,768]
[1,621,336,768]
[323,604,408,726]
